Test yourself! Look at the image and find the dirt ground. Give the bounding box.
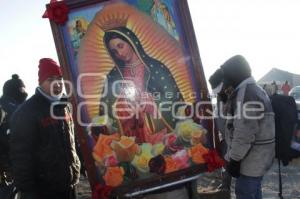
[78,158,300,199]
[260,158,300,199]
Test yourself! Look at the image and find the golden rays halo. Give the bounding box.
[78,2,195,120]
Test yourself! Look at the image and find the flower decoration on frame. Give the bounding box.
[42,0,69,25]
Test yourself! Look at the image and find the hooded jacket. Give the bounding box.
[224,77,275,176]
[221,55,252,89]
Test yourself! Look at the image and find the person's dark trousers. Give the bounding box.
[0,184,13,199]
[235,175,263,199]
[38,186,77,199]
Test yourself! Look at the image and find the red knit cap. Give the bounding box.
[38,58,62,84]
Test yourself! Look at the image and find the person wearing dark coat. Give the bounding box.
[9,58,80,199]
[0,74,27,199]
[263,87,298,165]
[272,94,298,164]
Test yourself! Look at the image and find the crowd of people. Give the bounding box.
[263,80,292,96]
[0,55,299,199]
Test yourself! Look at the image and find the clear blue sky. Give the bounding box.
[1,0,300,96]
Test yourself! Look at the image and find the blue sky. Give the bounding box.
[1,0,300,96]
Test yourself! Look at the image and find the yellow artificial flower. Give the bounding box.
[132,143,153,173]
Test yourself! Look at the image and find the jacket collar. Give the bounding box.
[36,87,62,103]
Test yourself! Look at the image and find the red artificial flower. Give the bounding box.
[203,149,225,172]
[149,155,166,175]
[42,0,69,25]
[92,183,113,199]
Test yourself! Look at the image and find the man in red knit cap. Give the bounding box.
[38,58,64,96]
[10,58,80,199]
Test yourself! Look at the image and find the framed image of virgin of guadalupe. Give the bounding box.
[45,0,223,197]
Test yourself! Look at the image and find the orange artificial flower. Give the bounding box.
[188,143,209,164]
[111,136,140,162]
[93,134,120,163]
[103,167,125,187]
[164,156,178,174]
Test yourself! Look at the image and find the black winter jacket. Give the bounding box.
[270,94,298,165]
[0,96,20,172]
[10,89,80,193]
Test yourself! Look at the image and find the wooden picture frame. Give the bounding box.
[47,0,218,197]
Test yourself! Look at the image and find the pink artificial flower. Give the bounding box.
[165,133,177,145]
[172,150,190,169]
[104,153,119,167]
[164,133,183,153]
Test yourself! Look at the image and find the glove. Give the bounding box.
[227,158,241,178]
[19,191,39,199]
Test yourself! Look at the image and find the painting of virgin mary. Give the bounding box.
[46,0,218,192]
